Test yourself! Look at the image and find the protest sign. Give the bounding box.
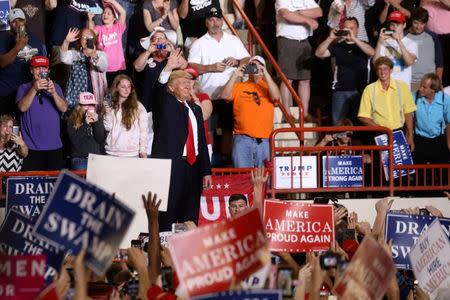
[6,177,57,218]
[334,236,396,300]
[199,173,254,225]
[274,156,317,189]
[264,200,334,252]
[241,264,270,289]
[0,209,64,280]
[0,0,10,31]
[192,289,282,300]
[374,130,414,180]
[322,156,363,187]
[385,212,450,269]
[410,219,450,299]
[169,208,269,298]
[33,170,135,276]
[0,254,46,300]
[86,154,171,248]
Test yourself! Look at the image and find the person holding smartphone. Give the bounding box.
[0,114,28,172]
[60,27,108,112]
[66,92,106,171]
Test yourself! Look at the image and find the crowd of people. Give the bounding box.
[0,0,449,173]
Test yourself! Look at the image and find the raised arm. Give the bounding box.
[0,33,28,68]
[142,192,162,284]
[177,0,189,19]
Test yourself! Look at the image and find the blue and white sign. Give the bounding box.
[0,0,10,31]
[32,170,135,276]
[0,209,65,280]
[6,177,57,218]
[374,130,414,180]
[274,156,317,189]
[192,289,282,300]
[385,212,450,269]
[322,156,363,187]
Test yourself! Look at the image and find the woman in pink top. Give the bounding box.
[88,0,127,86]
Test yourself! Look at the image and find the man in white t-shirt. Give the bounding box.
[188,7,250,163]
[373,11,418,89]
[275,0,322,122]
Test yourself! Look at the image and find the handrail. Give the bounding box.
[221,3,304,136]
[269,126,395,197]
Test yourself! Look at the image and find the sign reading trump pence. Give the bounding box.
[168,208,269,298]
[274,156,317,189]
[32,170,135,276]
[409,219,450,299]
[264,200,334,252]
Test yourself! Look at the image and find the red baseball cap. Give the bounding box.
[388,11,406,23]
[31,56,49,68]
[183,67,199,79]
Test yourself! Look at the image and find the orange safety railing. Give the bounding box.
[269,126,396,197]
[392,164,450,191]
[221,6,303,137]
[0,168,255,201]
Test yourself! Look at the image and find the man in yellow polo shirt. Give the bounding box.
[358,56,417,150]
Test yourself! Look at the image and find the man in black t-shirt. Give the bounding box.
[177,0,221,50]
[315,17,375,125]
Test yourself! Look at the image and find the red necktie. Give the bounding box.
[185,103,196,165]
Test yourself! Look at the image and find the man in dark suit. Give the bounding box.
[152,49,213,231]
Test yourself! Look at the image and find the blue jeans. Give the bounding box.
[331,90,361,125]
[232,135,270,168]
[71,157,88,171]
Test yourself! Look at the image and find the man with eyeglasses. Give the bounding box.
[15,55,68,171]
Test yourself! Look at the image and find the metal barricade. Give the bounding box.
[269,126,395,197]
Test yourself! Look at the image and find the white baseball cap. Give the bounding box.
[140,26,177,50]
[249,55,266,67]
[9,8,26,22]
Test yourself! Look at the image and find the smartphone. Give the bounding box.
[40,71,49,80]
[157,43,167,50]
[277,267,294,297]
[243,63,258,74]
[172,223,187,233]
[335,30,348,36]
[113,249,128,262]
[161,266,173,291]
[419,208,430,216]
[122,278,139,297]
[86,38,95,49]
[19,25,26,38]
[12,126,19,136]
[131,239,142,250]
[320,251,341,270]
[66,268,75,288]
[104,93,112,106]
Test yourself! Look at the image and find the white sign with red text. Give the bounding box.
[274,156,317,189]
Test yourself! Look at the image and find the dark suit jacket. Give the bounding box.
[151,79,212,178]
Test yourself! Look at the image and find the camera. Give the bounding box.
[335,30,349,36]
[384,30,394,35]
[332,132,348,139]
[157,43,167,50]
[320,251,341,269]
[243,63,258,74]
[172,223,187,233]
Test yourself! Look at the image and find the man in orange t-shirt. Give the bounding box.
[221,56,280,167]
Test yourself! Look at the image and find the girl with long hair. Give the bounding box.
[66,92,106,170]
[103,74,149,157]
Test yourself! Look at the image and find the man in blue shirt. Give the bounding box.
[413,73,450,164]
[0,8,43,117]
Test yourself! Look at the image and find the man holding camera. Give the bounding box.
[373,11,418,89]
[315,17,375,125]
[16,56,68,171]
[0,8,44,117]
[188,7,250,164]
[221,56,280,168]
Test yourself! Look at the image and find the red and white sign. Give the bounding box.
[264,200,334,252]
[334,236,396,300]
[0,254,46,300]
[410,219,450,299]
[169,208,268,298]
[199,173,254,225]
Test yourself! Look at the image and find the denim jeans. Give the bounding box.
[232,134,270,168]
[331,90,361,125]
[71,157,88,171]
